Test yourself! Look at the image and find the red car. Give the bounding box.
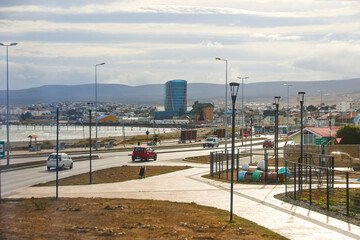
[263,140,274,148]
[132,147,157,161]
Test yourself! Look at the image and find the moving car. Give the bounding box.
[132,147,157,161]
[47,153,73,170]
[263,140,274,148]
[203,137,220,148]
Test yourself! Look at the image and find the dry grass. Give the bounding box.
[0,198,288,240]
[2,165,289,239]
[36,166,191,186]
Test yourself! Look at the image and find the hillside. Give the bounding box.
[0,78,359,106]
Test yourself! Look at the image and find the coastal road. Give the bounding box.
[0,138,270,166]
[1,140,287,198]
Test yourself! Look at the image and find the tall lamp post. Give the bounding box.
[317,90,325,106]
[250,116,253,164]
[95,62,105,151]
[87,103,94,184]
[329,117,332,145]
[0,42,18,166]
[298,92,305,191]
[229,82,240,222]
[216,58,228,155]
[89,109,92,184]
[283,83,292,135]
[237,76,248,145]
[273,96,281,176]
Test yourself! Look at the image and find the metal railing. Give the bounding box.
[210,149,275,182]
[285,153,360,218]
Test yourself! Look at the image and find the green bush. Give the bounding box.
[336,125,360,144]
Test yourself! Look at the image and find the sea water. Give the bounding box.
[0,125,176,142]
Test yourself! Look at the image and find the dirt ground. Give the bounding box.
[2,165,288,240]
[0,198,288,240]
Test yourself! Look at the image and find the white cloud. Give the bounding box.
[1,19,359,39]
[200,40,223,48]
[1,1,359,18]
[0,0,359,90]
[251,33,302,41]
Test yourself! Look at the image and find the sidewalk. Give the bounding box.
[5,165,360,239]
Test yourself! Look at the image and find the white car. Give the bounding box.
[47,153,73,170]
[203,137,220,148]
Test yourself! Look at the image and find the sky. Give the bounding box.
[0,0,359,90]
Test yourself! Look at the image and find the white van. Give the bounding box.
[203,137,220,148]
[47,153,73,170]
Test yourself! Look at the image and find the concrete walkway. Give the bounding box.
[5,164,360,240]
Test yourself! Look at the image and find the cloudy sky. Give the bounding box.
[0,0,359,90]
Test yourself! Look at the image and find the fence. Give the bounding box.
[210,150,360,218]
[210,150,239,181]
[285,153,360,218]
[209,149,276,182]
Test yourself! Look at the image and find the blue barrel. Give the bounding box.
[279,167,291,179]
[238,171,247,181]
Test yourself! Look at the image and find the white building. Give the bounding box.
[336,99,360,112]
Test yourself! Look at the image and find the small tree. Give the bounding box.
[306,105,318,112]
[336,125,360,144]
[19,112,32,121]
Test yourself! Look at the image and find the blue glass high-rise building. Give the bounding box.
[165,80,187,113]
[154,79,188,120]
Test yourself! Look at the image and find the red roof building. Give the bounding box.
[289,127,340,145]
[337,112,359,125]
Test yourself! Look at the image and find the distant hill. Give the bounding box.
[0,78,359,106]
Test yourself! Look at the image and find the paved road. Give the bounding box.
[2,140,280,197]
[0,138,271,166]
[6,158,360,240]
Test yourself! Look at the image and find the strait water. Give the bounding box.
[0,125,176,142]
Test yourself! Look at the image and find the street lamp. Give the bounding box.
[87,102,94,184]
[216,58,228,155]
[329,117,332,145]
[0,42,18,166]
[283,83,292,135]
[250,116,253,164]
[317,90,325,106]
[273,96,281,177]
[237,76,248,145]
[95,62,105,151]
[229,81,240,222]
[298,91,305,191]
[89,109,92,184]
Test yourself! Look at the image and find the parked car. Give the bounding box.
[330,152,360,167]
[47,153,73,170]
[263,140,274,148]
[203,137,220,148]
[132,147,157,161]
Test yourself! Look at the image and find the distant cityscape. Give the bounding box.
[0,79,359,130]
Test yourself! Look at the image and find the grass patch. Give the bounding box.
[275,188,360,226]
[0,198,289,240]
[35,166,191,186]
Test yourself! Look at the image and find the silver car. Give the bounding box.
[47,153,73,170]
